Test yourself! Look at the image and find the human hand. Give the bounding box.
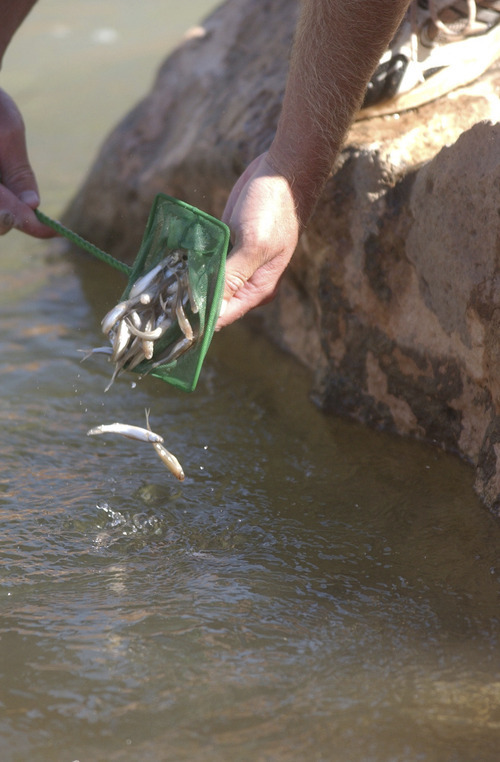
[216,152,300,329]
[0,88,55,237]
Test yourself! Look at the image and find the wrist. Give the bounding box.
[267,139,333,228]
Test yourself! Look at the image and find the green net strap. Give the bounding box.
[35,209,132,277]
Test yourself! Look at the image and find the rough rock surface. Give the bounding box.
[63,0,500,514]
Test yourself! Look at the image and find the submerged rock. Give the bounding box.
[63,0,500,515]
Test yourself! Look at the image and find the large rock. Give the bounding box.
[64,0,299,256]
[63,0,500,514]
[281,121,500,510]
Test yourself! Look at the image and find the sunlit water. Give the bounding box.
[1,4,500,762]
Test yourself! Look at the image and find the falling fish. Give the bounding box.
[86,412,185,481]
[151,441,186,482]
[87,422,164,444]
[145,409,185,481]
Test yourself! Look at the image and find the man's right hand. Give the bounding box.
[0,88,55,237]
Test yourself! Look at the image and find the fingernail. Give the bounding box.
[219,299,228,318]
[19,190,40,208]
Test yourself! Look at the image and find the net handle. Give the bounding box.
[35,209,132,277]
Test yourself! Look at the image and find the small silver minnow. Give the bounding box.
[128,260,168,300]
[125,319,164,341]
[152,441,186,481]
[180,270,199,314]
[151,335,194,368]
[175,294,194,341]
[78,346,113,362]
[103,364,122,393]
[101,300,133,335]
[124,341,147,371]
[142,337,154,360]
[145,409,185,480]
[87,422,164,443]
[129,310,142,329]
[111,319,132,363]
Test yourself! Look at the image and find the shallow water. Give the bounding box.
[1,3,500,762]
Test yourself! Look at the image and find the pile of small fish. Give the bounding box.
[82,248,198,392]
[81,251,196,481]
[87,409,185,481]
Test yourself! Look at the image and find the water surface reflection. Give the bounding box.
[1,253,499,762]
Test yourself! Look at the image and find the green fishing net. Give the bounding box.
[36,193,230,392]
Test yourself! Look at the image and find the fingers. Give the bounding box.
[0,185,55,238]
[217,283,277,330]
[0,202,56,237]
[216,154,300,329]
[216,240,290,329]
[0,88,54,239]
[1,154,40,208]
[0,89,37,193]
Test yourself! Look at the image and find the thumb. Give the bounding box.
[222,244,260,303]
[0,109,40,206]
[1,150,40,208]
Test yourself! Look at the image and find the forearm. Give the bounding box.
[268,0,411,225]
[0,0,39,66]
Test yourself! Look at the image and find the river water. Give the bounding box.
[1,3,500,761]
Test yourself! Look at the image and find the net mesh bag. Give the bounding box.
[36,193,230,392]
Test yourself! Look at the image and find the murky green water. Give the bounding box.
[1,3,500,761]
